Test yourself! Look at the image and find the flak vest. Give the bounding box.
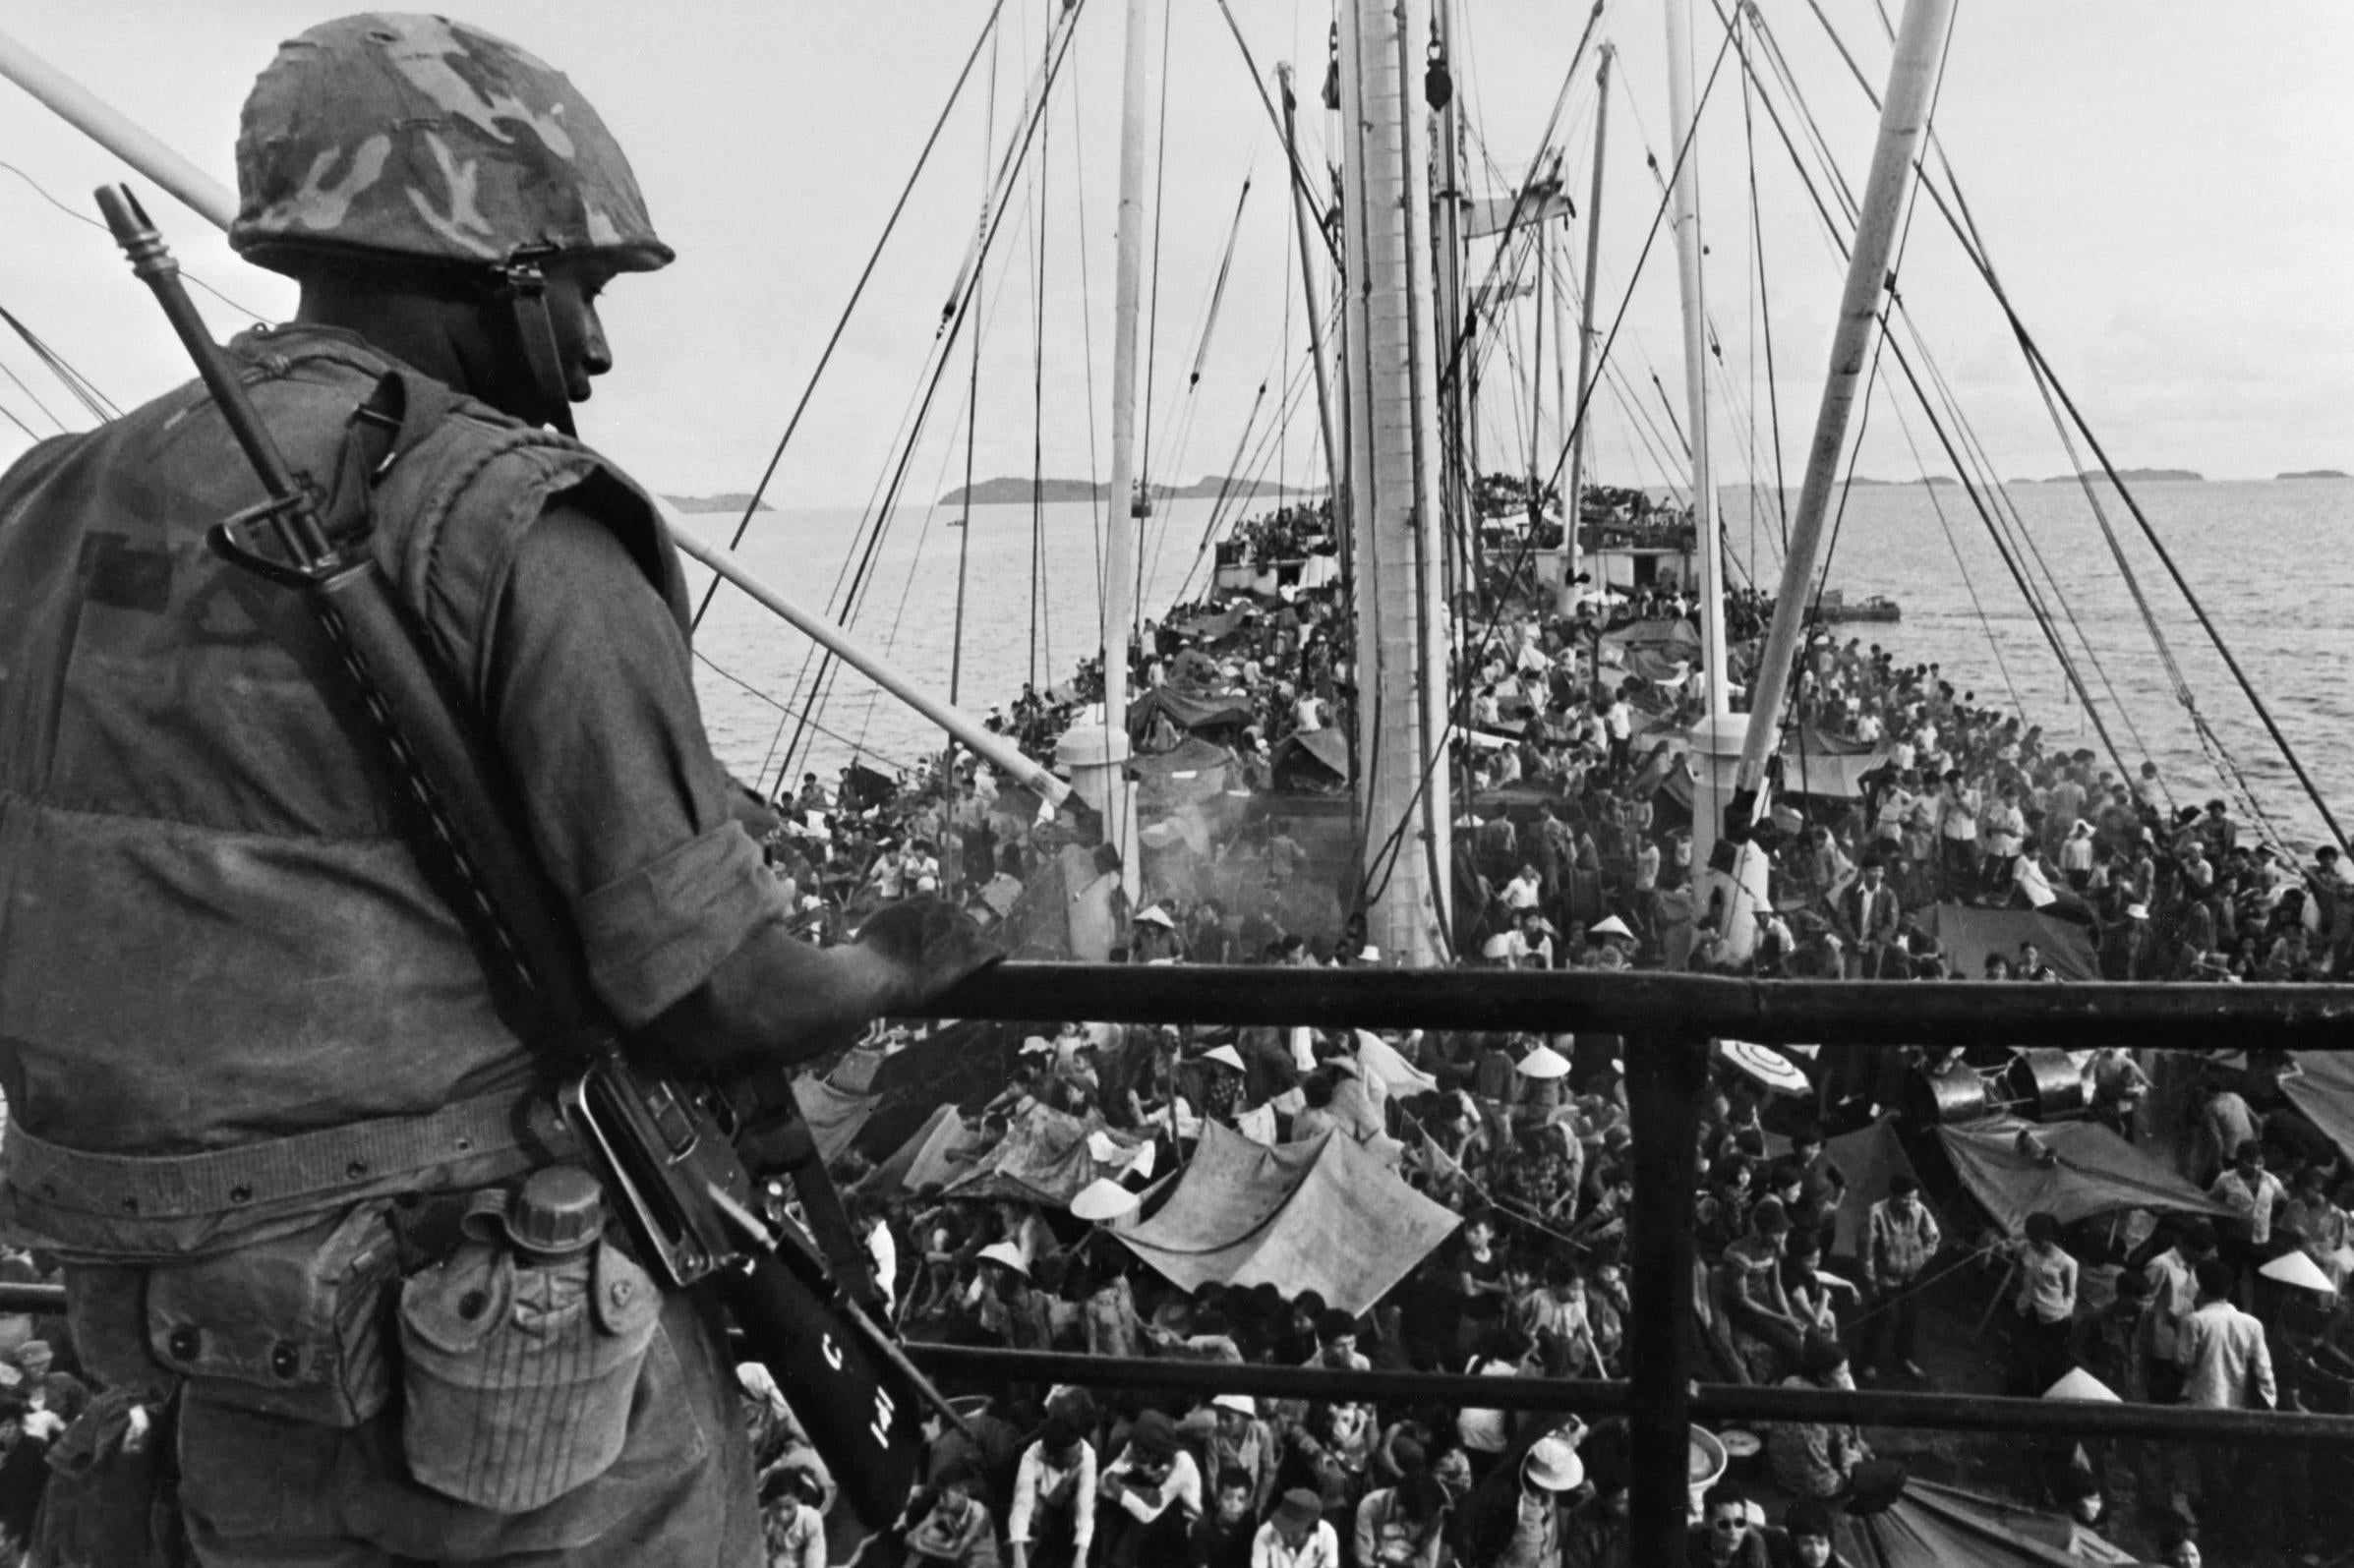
[0,325,681,1260]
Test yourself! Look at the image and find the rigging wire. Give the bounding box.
[781,0,1088,785]
[1,159,271,321]
[949,23,1005,715]
[1720,0,2142,785]
[1785,0,2336,845]
[1736,15,1790,554]
[0,301,118,423]
[1129,0,1178,634]
[690,0,1013,634]
[1891,399,2026,717]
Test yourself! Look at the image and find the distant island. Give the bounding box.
[2029,468,2204,485]
[941,475,1324,506]
[1842,475,1958,487]
[662,493,775,514]
[2279,469,2350,480]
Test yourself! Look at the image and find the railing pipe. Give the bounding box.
[901,1346,2354,1449]
[1623,1033,1711,1568]
[934,962,2354,1049]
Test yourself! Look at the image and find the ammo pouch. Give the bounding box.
[397,1214,661,1513]
[141,1202,400,1426]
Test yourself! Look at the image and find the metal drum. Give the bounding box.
[2006,1049,2089,1120]
[1917,1063,1992,1124]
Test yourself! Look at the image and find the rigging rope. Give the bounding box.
[1791,0,2342,849]
[949,23,1006,715]
[690,0,1012,635]
[0,301,117,422]
[780,0,1087,787]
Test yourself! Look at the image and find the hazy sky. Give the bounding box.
[1,0,2348,503]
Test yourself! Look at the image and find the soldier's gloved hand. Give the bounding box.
[851,898,1004,1013]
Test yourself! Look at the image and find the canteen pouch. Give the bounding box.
[397,1231,660,1513]
[145,1202,399,1426]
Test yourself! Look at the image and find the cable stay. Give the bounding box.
[690,0,1016,636]
[779,4,1089,786]
[1783,0,2347,849]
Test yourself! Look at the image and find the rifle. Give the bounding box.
[93,185,959,1531]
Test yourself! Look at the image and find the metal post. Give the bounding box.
[1734,0,1960,789]
[1093,0,1153,902]
[1560,46,1614,616]
[1623,1032,1712,1568]
[1663,0,1730,876]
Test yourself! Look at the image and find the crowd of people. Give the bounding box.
[725,998,2340,1565]
[697,504,2354,1565]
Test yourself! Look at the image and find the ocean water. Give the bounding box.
[680,478,2354,847]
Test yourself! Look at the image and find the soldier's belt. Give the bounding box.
[5,1090,576,1224]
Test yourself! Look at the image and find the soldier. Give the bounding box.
[0,14,992,1564]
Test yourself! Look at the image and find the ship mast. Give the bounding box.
[1663,0,1740,888]
[1079,0,1152,905]
[1735,0,1960,792]
[1339,0,1452,964]
[1557,46,1614,617]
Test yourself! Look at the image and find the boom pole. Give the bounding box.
[0,21,1071,812]
[1735,0,1959,789]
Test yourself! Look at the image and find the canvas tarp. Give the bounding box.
[1272,728,1350,791]
[1133,736,1233,811]
[1921,903,2099,982]
[1127,686,1257,740]
[2284,1052,2354,1165]
[1836,1479,2142,1567]
[1764,1119,1929,1261]
[1114,1122,1460,1314]
[863,1104,987,1195]
[1936,1114,2231,1236]
[1779,743,1892,800]
[794,1074,877,1165]
[945,1104,1150,1208]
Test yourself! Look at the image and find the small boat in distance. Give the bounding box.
[1813,587,1902,623]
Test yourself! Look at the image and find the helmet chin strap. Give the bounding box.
[497,252,576,437]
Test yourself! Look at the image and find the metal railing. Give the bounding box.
[921,962,2354,1567]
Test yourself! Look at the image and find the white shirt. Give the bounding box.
[866,1221,898,1308]
[1252,1520,1340,1568]
[2181,1299,2276,1409]
[1103,1450,1202,1525]
[1009,1439,1097,1559]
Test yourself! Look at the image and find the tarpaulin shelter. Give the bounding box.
[1271,728,1350,792]
[2283,1052,2354,1165]
[1833,1479,2142,1566]
[1920,904,2099,982]
[1127,687,1257,741]
[1114,1123,1461,1314]
[1599,618,1700,658]
[1131,736,1232,809]
[862,1104,987,1195]
[1778,743,1893,800]
[794,1074,877,1165]
[945,1104,1151,1208]
[1764,1119,1929,1261]
[1936,1115,2231,1237]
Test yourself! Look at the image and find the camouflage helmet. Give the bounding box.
[230,13,673,277]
